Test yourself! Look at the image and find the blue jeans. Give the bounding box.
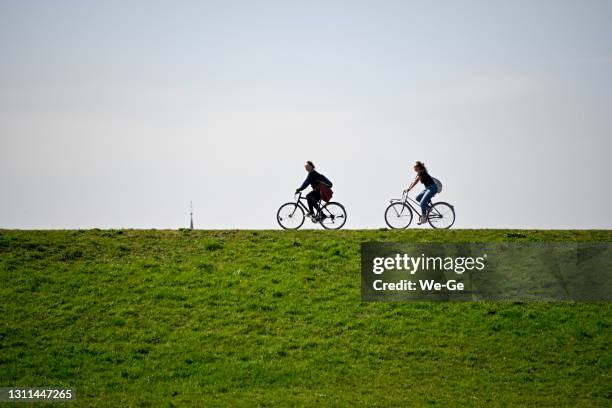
[415,184,438,215]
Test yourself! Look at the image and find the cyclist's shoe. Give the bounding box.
[417,215,427,224]
[310,212,326,222]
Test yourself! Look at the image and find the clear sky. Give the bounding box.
[1,0,611,229]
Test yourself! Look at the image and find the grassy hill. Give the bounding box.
[1,229,611,407]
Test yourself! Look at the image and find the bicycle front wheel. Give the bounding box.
[427,202,455,229]
[277,203,305,230]
[384,202,413,229]
[319,202,347,230]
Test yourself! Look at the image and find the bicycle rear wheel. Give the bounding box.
[277,203,305,230]
[319,202,347,230]
[427,202,455,229]
[384,202,413,229]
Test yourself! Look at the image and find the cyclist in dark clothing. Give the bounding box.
[405,161,438,224]
[296,161,333,218]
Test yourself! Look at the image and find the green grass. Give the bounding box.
[1,229,611,407]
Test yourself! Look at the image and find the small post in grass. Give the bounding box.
[189,201,194,230]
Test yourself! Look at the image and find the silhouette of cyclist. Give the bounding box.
[295,161,333,220]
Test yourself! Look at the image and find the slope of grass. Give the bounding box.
[1,229,611,407]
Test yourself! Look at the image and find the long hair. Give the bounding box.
[415,161,426,171]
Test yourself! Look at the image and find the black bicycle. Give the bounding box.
[277,192,347,230]
[384,191,455,229]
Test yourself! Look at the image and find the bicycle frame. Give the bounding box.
[292,192,330,217]
[389,191,445,220]
[389,191,427,216]
[292,192,311,214]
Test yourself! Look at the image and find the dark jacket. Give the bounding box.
[418,170,434,187]
[297,170,333,192]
